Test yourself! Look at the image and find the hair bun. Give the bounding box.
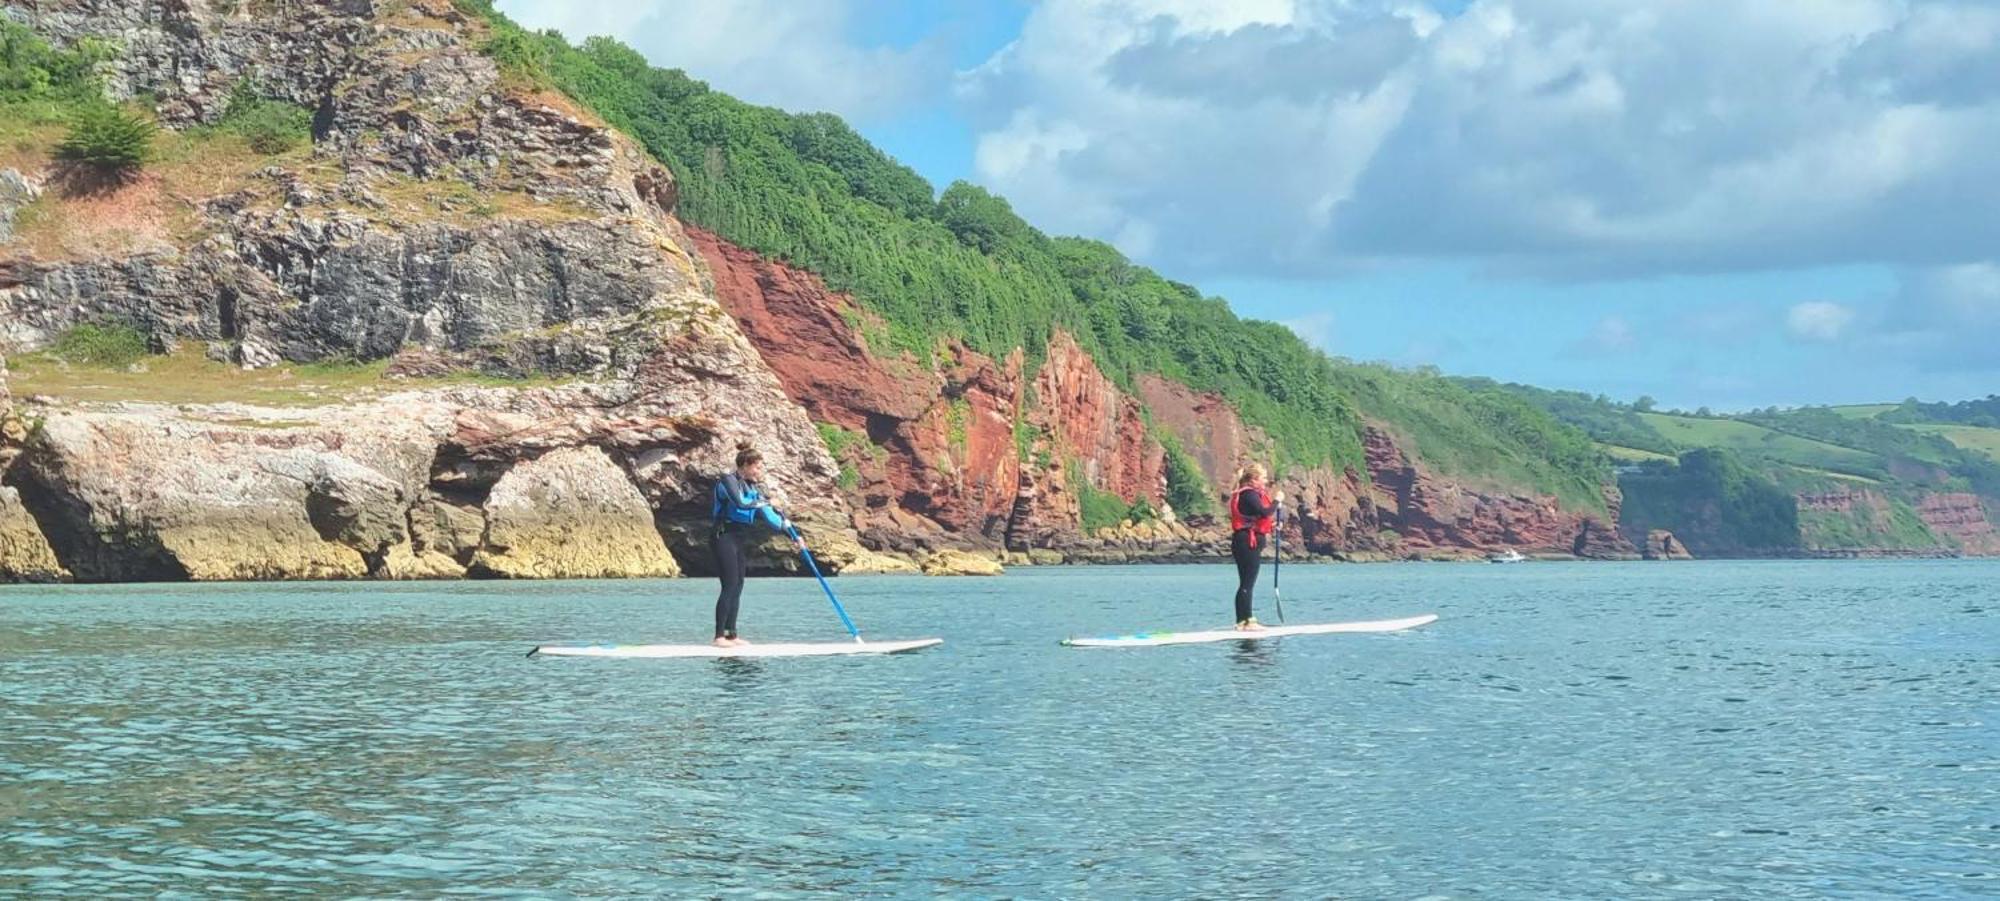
[735,441,754,452]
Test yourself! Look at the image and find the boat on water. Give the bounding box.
[1489,548,1527,563]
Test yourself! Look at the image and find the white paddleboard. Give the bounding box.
[530,638,944,659]
[1061,614,1438,648]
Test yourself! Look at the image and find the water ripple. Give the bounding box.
[1,561,1995,897]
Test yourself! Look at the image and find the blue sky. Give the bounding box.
[498,0,1999,411]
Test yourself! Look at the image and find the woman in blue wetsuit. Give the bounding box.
[711,443,804,647]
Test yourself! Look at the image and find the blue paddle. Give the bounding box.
[784,521,863,643]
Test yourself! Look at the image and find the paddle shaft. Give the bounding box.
[1272,500,1286,624]
[784,521,863,643]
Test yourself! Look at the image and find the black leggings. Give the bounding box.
[713,528,750,638]
[1231,529,1262,623]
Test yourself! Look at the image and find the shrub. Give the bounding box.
[1160,434,1215,516]
[56,104,155,172]
[0,20,108,106]
[217,82,312,154]
[49,323,150,367]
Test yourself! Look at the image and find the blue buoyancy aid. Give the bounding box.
[713,472,786,530]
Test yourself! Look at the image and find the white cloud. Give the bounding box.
[494,0,949,123]
[960,0,2000,279]
[1281,311,1336,350]
[1786,301,1856,343]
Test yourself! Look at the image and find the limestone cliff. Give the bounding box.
[0,350,68,582]
[0,0,859,581]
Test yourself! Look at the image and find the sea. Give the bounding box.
[2,560,1994,898]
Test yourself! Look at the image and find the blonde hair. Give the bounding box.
[1236,463,1265,486]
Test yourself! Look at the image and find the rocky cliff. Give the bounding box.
[0,350,68,582]
[1794,486,1999,557]
[0,0,873,581]
[0,0,1633,582]
[696,227,1631,562]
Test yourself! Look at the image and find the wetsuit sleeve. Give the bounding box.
[1236,489,1274,519]
[759,501,788,532]
[719,473,764,512]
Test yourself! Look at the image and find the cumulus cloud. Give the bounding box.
[1786,301,1856,343]
[495,0,950,123]
[960,0,2000,279]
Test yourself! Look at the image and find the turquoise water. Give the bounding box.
[1,560,1994,897]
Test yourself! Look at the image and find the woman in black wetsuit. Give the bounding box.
[1227,464,1281,631]
[710,444,804,647]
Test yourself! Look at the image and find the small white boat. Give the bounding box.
[1489,549,1527,564]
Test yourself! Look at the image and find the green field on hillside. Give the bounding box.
[1907,424,2000,463]
[1827,404,1897,420]
[1597,442,1674,463]
[1637,413,1881,477]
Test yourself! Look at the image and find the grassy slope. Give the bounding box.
[1637,413,1882,478]
[1598,442,1674,463]
[7,339,570,407]
[1905,424,2000,464]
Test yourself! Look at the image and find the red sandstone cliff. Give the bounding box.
[692,227,1631,560]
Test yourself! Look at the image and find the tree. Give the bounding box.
[56,103,155,174]
[1633,395,1657,412]
[936,181,1031,255]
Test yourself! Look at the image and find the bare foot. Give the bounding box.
[1235,618,1265,632]
[712,637,734,648]
[730,637,752,646]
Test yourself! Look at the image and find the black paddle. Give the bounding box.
[1272,498,1286,624]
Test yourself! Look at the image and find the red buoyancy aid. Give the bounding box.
[1229,486,1276,547]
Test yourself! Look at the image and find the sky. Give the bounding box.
[496,0,1999,411]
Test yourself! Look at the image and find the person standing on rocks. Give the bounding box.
[1228,464,1281,631]
[711,443,804,647]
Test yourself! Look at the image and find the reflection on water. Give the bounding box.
[1,561,1995,897]
[1227,638,1279,669]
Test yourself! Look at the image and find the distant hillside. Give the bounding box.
[1488,381,2000,556]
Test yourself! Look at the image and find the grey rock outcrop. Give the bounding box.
[0,350,69,582]
[470,446,680,579]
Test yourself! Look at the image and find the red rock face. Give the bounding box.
[693,228,1158,551]
[1798,490,1861,513]
[1916,492,2000,554]
[694,228,1628,559]
[1355,426,1631,558]
[1136,374,1255,491]
[1035,333,1164,505]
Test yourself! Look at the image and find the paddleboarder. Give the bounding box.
[1228,464,1281,631]
[711,443,805,647]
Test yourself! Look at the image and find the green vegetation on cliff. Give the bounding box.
[0,19,108,110]
[1617,450,1801,555]
[449,5,1609,508]
[1466,380,1677,456]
